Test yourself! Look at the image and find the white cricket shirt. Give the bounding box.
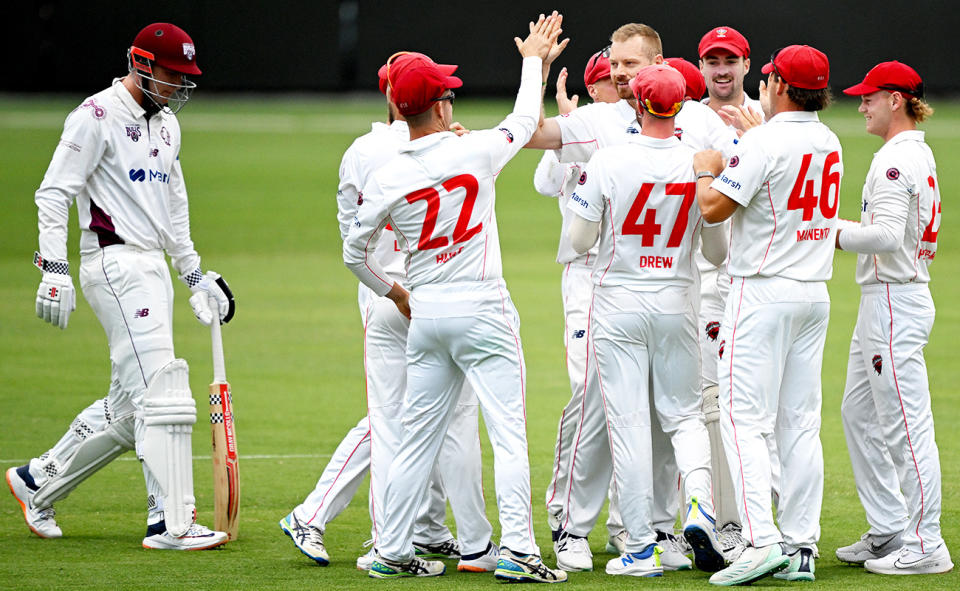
[337,120,409,281]
[35,79,200,275]
[567,135,700,290]
[554,98,737,164]
[838,130,940,285]
[343,56,543,296]
[532,151,596,265]
[710,110,842,281]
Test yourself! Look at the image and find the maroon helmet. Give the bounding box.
[128,23,200,113]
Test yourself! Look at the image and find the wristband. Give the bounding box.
[696,171,716,180]
[33,251,69,275]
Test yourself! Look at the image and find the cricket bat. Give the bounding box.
[209,303,239,540]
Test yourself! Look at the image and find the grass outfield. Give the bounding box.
[0,94,958,590]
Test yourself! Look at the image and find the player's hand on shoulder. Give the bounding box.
[555,67,579,115]
[514,11,568,62]
[449,121,471,136]
[35,261,76,330]
[693,150,725,176]
[181,269,236,326]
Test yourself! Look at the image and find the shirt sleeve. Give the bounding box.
[343,175,395,296]
[337,144,361,241]
[554,105,601,163]
[838,157,910,254]
[566,155,605,223]
[35,105,107,263]
[709,129,768,208]
[165,154,201,275]
[532,150,567,197]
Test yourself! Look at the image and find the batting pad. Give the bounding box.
[139,359,197,537]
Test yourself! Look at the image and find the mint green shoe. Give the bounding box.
[709,543,790,586]
[494,547,568,583]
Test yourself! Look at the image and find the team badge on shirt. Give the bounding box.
[872,354,882,375]
[160,126,172,146]
[126,125,142,142]
[578,171,587,185]
[674,127,683,140]
[498,128,514,143]
[886,167,900,181]
[729,156,739,168]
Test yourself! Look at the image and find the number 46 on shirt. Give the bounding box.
[787,151,841,220]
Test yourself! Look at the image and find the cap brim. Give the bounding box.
[700,42,746,58]
[445,75,463,90]
[761,62,775,75]
[842,82,880,96]
[162,62,202,76]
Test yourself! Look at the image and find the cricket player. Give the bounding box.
[281,53,495,572]
[695,44,841,584]
[7,23,232,549]
[698,26,762,118]
[835,61,952,576]
[344,13,568,582]
[526,23,734,574]
[567,64,728,577]
[535,48,627,569]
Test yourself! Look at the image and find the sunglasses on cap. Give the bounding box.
[767,47,785,80]
[587,45,611,70]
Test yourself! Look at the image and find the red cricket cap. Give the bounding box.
[843,61,924,98]
[377,52,459,95]
[664,57,706,101]
[583,49,611,87]
[629,65,686,119]
[761,45,829,90]
[131,23,201,76]
[699,26,750,58]
[386,53,463,117]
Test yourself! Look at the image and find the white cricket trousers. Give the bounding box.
[545,262,623,537]
[719,276,828,551]
[841,283,943,553]
[378,280,538,562]
[28,246,177,518]
[590,285,712,552]
[360,286,490,554]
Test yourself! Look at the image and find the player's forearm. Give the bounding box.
[511,56,545,136]
[533,151,565,196]
[838,193,907,253]
[700,221,728,267]
[568,215,599,254]
[343,242,394,297]
[697,183,738,224]
[35,186,74,262]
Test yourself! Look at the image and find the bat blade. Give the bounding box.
[210,380,239,540]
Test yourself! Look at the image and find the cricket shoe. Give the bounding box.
[278,511,329,565]
[357,539,375,570]
[6,465,61,539]
[709,543,790,586]
[718,523,747,564]
[864,544,954,575]
[605,529,626,554]
[458,541,499,572]
[774,547,816,581]
[836,531,901,565]
[656,530,692,570]
[413,537,460,559]
[494,547,568,583]
[606,544,663,577]
[683,497,724,572]
[369,552,445,578]
[555,531,593,571]
[142,520,228,550]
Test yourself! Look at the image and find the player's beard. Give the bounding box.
[615,78,633,100]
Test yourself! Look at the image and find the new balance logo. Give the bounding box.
[134,308,150,318]
[572,329,586,339]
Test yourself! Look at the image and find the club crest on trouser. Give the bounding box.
[718,339,725,359]
[872,354,882,375]
[705,321,720,341]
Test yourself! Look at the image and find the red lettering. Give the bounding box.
[796,227,831,242]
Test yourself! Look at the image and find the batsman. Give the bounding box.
[6,22,234,550]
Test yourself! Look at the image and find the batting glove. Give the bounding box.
[34,253,76,330]
[181,268,235,325]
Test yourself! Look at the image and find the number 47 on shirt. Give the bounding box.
[787,151,841,220]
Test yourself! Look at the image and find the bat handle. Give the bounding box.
[210,295,227,383]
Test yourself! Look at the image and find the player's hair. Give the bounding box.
[772,73,832,111]
[905,97,933,122]
[610,23,662,60]
[404,106,435,127]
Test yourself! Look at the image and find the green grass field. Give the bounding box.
[0,94,958,590]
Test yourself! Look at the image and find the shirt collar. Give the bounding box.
[399,130,454,154]
[767,110,820,124]
[887,129,925,145]
[111,78,147,120]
